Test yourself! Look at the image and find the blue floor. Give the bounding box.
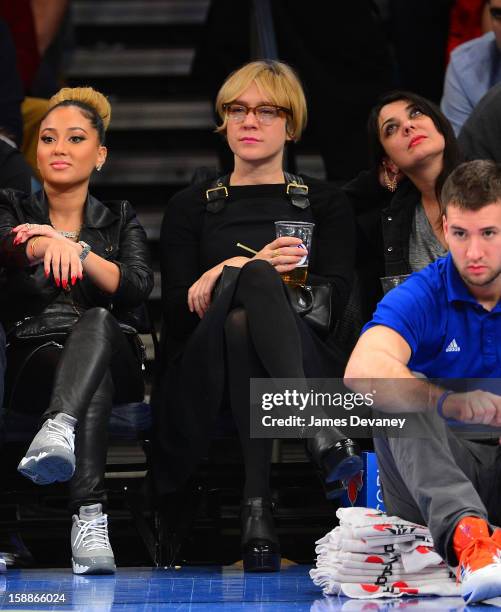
[0,565,497,611]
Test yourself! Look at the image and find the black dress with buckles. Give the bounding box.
[0,188,153,513]
[152,174,357,499]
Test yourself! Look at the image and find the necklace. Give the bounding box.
[57,229,80,239]
[49,220,82,241]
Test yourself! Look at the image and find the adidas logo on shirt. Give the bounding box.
[445,338,461,353]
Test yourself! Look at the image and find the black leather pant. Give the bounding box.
[5,307,144,512]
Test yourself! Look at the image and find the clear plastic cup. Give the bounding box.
[274,221,314,286]
[380,274,411,295]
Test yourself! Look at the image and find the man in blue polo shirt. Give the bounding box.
[345,160,501,604]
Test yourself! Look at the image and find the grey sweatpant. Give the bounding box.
[374,409,501,565]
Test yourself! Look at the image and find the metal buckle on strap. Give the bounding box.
[286,182,309,196]
[206,185,228,201]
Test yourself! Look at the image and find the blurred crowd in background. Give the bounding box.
[1,0,500,191]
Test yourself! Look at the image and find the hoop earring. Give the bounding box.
[384,166,398,192]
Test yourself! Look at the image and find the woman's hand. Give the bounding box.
[252,236,306,273]
[188,238,307,319]
[12,223,62,245]
[43,238,83,288]
[188,256,248,318]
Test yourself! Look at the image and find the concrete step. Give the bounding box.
[92,152,325,187]
[67,47,194,77]
[73,0,210,26]
[110,100,213,130]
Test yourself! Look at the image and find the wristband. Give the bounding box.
[31,236,43,258]
[437,390,454,419]
[78,241,91,262]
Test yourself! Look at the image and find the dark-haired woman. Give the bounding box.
[344,91,462,319]
[0,87,153,574]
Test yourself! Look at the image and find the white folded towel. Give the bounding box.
[310,507,460,599]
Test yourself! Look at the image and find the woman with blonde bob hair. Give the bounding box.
[214,60,307,142]
[0,87,153,574]
[154,60,358,571]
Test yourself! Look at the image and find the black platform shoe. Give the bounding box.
[306,429,363,498]
[241,497,281,572]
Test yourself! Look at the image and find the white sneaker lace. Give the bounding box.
[74,515,111,552]
[45,420,75,452]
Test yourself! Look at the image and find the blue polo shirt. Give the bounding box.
[362,254,501,378]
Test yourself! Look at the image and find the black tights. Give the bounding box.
[225,260,306,500]
[5,307,144,512]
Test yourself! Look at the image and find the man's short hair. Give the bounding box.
[441,159,501,215]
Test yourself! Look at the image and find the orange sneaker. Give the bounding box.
[453,516,501,604]
[491,528,501,547]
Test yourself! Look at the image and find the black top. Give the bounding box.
[343,170,423,321]
[160,176,356,341]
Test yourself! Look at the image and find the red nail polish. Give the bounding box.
[44,269,49,278]
[62,279,68,289]
[55,278,60,287]
[71,275,76,285]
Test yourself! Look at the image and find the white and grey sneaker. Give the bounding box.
[71,504,116,575]
[17,415,76,485]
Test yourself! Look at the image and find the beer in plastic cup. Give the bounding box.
[274,221,314,286]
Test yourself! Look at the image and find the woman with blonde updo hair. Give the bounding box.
[153,60,358,572]
[0,87,153,574]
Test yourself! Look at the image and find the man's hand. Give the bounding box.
[442,390,501,426]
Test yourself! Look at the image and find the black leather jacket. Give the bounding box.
[379,179,420,276]
[344,170,420,320]
[0,189,154,333]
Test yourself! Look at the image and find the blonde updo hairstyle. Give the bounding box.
[42,87,111,144]
[215,60,307,142]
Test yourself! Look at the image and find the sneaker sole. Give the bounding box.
[18,453,75,484]
[462,564,501,603]
[72,558,116,575]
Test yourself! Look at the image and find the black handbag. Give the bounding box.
[286,283,333,337]
[214,265,333,337]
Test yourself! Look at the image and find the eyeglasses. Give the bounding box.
[223,103,292,125]
[490,7,501,20]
